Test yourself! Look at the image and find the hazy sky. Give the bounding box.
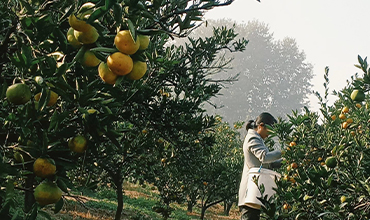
[204,0,370,112]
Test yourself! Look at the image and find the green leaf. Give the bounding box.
[72,45,88,64]
[90,47,118,53]
[54,198,64,214]
[106,131,120,148]
[48,111,59,132]
[21,45,32,67]
[56,63,69,77]
[38,210,52,220]
[87,7,108,23]
[57,178,69,193]
[125,19,137,41]
[21,1,35,14]
[42,130,49,152]
[38,88,50,111]
[59,5,75,22]
[105,0,116,10]
[113,3,123,26]
[91,51,107,62]
[358,55,364,65]
[0,80,8,99]
[25,204,38,220]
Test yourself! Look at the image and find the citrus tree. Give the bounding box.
[260,56,370,220]
[0,0,250,219]
[196,117,243,219]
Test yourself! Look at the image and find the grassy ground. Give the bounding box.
[39,182,240,220]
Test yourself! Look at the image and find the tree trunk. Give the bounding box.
[187,194,197,212]
[223,201,233,216]
[24,173,35,213]
[187,200,193,213]
[114,179,124,220]
[200,205,207,220]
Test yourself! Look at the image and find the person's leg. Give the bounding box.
[240,206,261,220]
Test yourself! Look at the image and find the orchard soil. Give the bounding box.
[41,182,240,220]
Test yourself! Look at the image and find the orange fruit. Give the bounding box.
[34,90,58,106]
[33,158,56,178]
[338,113,346,120]
[286,165,291,172]
[34,181,63,206]
[80,50,100,67]
[289,177,296,183]
[126,61,147,80]
[331,115,336,120]
[66,27,82,48]
[98,62,117,85]
[74,25,99,44]
[346,118,353,124]
[114,30,140,55]
[291,162,298,169]
[107,52,133,76]
[68,14,90,32]
[341,122,348,129]
[342,106,349,113]
[289,141,296,147]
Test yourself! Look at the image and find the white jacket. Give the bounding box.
[238,129,282,207]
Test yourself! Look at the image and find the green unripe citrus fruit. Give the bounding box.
[34,181,63,206]
[68,135,87,153]
[126,61,147,80]
[6,83,32,105]
[138,35,150,50]
[350,89,365,102]
[325,156,337,168]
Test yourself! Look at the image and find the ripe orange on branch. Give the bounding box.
[80,50,100,67]
[107,52,133,76]
[33,158,56,178]
[74,25,99,44]
[66,27,82,49]
[98,62,117,85]
[338,113,346,120]
[114,30,140,55]
[68,14,91,32]
[342,106,349,113]
[34,90,58,106]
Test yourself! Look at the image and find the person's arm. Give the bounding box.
[269,158,283,169]
[248,137,281,163]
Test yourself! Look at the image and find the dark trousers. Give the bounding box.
[240,206,261,220]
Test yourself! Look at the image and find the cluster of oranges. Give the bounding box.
[67,2,149,85]
[332,106,353,129]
